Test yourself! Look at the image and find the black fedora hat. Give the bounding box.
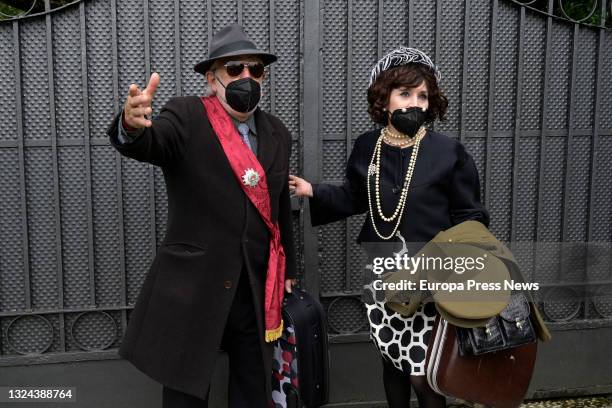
[194,23,277,75]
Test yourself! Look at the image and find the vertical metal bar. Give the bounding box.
[459,0,470,143]
[45,0,66,351]
[238,0,243,26]
[536,0,553,244]
[207,0,213,52]
[377,0,382,59]
[110,0,128,333]
[534,0,554,297]
[80,2,96,307]
[13,20,32,312]
[510,5,525,243]
[407,0,413,47]
[269,0,275,115]
[587,0,607,242]
[174,0,181,96]
[434,0,441,64]
[345,0,352,292]
[433,0,442,133]
[303,0,321,297]
[143,0,157,253]
[563,23,583,317]
[561,24,579,244]
[484,0,498,207]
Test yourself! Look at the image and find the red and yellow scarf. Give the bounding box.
[201,96,286,342]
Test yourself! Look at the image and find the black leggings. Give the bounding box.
[382,357,446,408]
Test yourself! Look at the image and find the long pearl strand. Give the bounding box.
[366,126,426,240]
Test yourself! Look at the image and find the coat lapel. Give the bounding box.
[254,108,279,176]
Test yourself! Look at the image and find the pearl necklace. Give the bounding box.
[366,126,426,240]
[384,126,414,140]
[382,135,417,148]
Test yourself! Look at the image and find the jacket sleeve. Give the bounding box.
[308,138,368,226]
[448,142,490,226]
[116,114,143,145]
[107,97,191,167]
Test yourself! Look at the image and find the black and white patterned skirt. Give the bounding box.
[364,283,438,376]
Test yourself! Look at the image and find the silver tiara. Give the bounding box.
[368,47,441,87]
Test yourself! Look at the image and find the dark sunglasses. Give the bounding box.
[223,61,265,78]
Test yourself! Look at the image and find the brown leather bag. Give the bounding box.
[425,316,537,408]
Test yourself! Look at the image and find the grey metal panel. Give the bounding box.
[85,0,115,140]
[52,7,84,140]
[117,0,146,98]
[521,10,546,131]
[546,21,571,130]
[243,0,271,111]
[382,0,407,55]
[591,136,612,242]
[150,0,178,113]
[539,137,565,241]
[0,150,26,313]
[601,31,612,130]
[351,0,377,137]
[59,147,91,309]
[322,0,347,135]
[271,0,300,135]
[20,19,51,142]
[436,0,464,133]
[412,0,436,58]
[463,137,486,203]
[91,146,123,307]
[25,148,58,310]
[465,0,491,132]
[493,0,517,132]
[574,29,597,130]
[0,25,17,141]
[348,213,367,292]
[322,140,345,180]
[487,137,513,242]
[566,136,591,242]
[179,0,208,96]
[515,137,540,241]
[212,0,237,34]
[319,221,346,293]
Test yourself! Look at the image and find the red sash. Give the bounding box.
[201,96,286,342]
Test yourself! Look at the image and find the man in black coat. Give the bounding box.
[107,23,296,407]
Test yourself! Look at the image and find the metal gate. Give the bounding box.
[1,0,611,399]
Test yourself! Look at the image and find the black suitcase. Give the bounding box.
[271,288,330,408]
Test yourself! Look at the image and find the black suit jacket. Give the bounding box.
[107,95,296,400]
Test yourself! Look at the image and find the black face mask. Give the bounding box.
[389,106,427,137]
[215,76,261,113]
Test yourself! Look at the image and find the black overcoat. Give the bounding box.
[106,95,296,400]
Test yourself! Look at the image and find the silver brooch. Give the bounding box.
[242,168,260,188]
[368,164,377,176]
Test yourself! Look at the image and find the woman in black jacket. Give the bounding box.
[289,47,489,407]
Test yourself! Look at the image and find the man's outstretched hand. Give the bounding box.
[123,73,160,129]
